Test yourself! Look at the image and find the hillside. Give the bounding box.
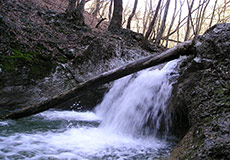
[0,0,161,113]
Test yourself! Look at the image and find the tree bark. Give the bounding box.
[108,0,113,22]
[108,0,123,31]
[65,0,85,25]
[197,0,210,35]
[145,0,162,39]
[184,0,195,41]
[0,41,193,120]
[66,0,77,16]
[77,0,85,13]
[177,0,184,44]
[70,0,85,25]
[126,0,138,30]
[165,0,177,47]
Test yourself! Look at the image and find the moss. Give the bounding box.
[0,49,35,72]
[55,54,68,64]
[201,117,213,124]
[196,137,204,148]
[0,48,56,80]
[29,52,56,79]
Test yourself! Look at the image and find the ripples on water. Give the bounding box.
[0,111,171,160]
[0,59,182,160]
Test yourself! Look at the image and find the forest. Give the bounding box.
[68,0,230,47]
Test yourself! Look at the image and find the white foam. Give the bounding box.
[0,121,9,126]
[0,126,165,159]
[37,111,101,122]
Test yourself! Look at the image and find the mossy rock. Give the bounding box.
[0,48,56,80]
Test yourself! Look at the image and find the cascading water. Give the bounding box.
[0,59,182,160]
[95,59,179,137]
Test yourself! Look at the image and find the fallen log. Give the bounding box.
[0,41,193,120]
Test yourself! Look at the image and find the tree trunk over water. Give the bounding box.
[0,41,193,120]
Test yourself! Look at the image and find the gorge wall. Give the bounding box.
[170,23,230,160]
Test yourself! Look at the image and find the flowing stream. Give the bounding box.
[0,59,181,160]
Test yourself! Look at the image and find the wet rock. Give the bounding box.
[170,23,230,159]
[0,0,157,115]
[69,35,153,81]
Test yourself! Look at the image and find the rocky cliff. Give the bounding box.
[170,23,230,159]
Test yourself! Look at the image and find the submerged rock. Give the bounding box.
[170,23,230,159]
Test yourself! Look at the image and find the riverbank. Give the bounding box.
[0,0,162,114]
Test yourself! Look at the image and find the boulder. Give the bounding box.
[169,23,230,159]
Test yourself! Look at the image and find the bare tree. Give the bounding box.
[65,0,86,25]
[108,0,123,31]
[197,0,211,35]
[122,0,132,27]
[155,0,171,44]
[165,0,177,47]
[100,1,110,18]
[92,0,101,17]
[66,0,77,16]
[184,0,195,41]
[134,13,141,33]
[165,0,208,40]
[145,0,162,39]
[155,0,164,40]
[222,0,227,22]
[78,0,86,13]
[209,0,218,27]
[177,0,185,44]
[126,0,138,29]
[142,0,154,35]
[108,0,113,22]
[194,0,202,36]
[142,2,149,34]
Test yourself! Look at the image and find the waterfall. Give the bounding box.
[0,59,183,160]
[95,59,181,137]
